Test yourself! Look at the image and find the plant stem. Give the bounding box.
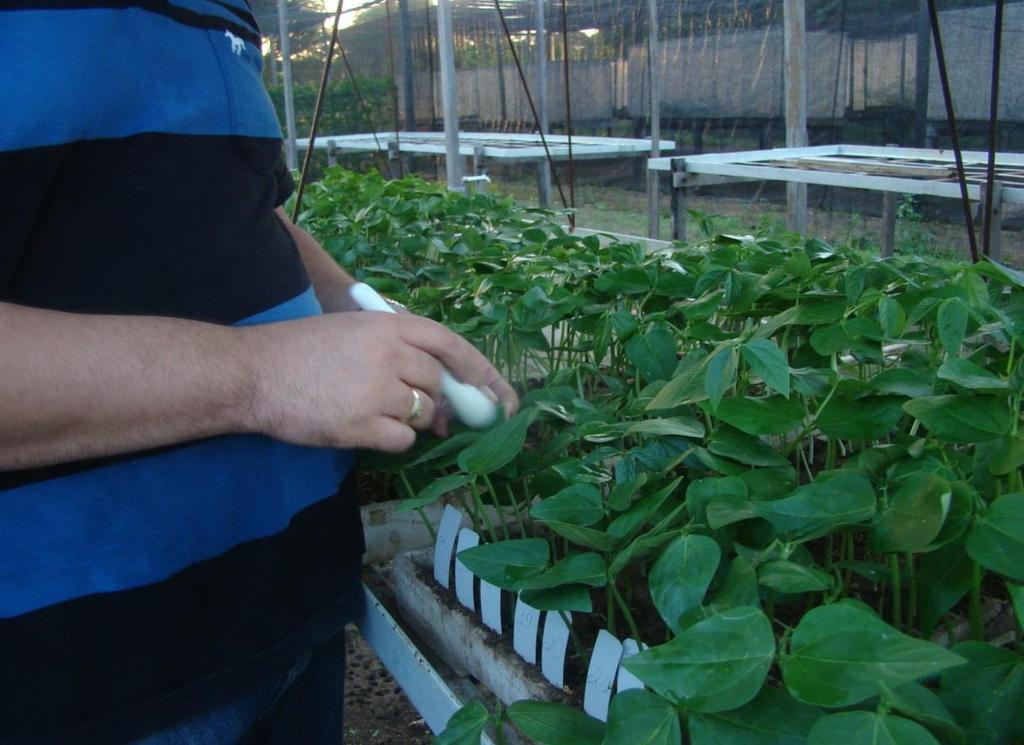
[969,559,983,641]
[610,579,643,642]
[890,554,902,631]
[399,471,437,540]
[606,585,617,636]
[469,480,499,543]
[505,483,529,537]
[482,474,511,540]
[559,610,589,664]
[905,553,916,630]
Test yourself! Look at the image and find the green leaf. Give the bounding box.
[609,530,678,578]
[810,324,852,356]
[457,408,538,474]
[756,472,876,541]
[506,700,606,745]
[808,712,939,745]
[937,297,968,355]
[781,602,965,708]
[903,395,1010,443]
[624,606,775,713]
[706,557,761,613]
[648,349,709,410]
[398,473,472,511]
[688,686,821,745]
[649,534,722,634]
[515,552,607,591]
[1009,582,1024,631]
[882,681,965,745]
[409,431,482,467]
[869,474,951,554]
[530,484,605,526]
[608,473,649,512]
[605,690,681,745]
[940,641,1024,745]
[741,339,791,398]
[757,560,833,593]
[966,492,1024,580]
[435,701,489,745]
[596,267,654,295]
[607,477,683,540]
[987,433,1024,476]
[686,476,747,524]
[543,521,620,552]
[869,368,935,399]
[708,426,789,467]
[977,258,1024,290]
[626,416,705,439]
[456,538,549,589]
[937,358,1011,393]
[520,584,593,613]
[705,345,739,411]
[817,396,906,441]
[626,326,679,383]
[712,396,805,436]
[916,539,973,638]
[879,296,907,338]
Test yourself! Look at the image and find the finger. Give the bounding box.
[395,316,519,415]
[393,345,446,402]
[431,398,454,437]
[387,385,437,432]
[362,416,417,453]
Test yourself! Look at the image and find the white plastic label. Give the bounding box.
[454,528,480,611]
[583,630,623,722]
[616,638,646,693]
[512,594,541,665]
[433,505,463,588]
[480,580,502,634]
[541,610,572,689]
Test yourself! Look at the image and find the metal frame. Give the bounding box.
[356,583,496,744]
[298,131,674,163]
[649,144,1024,246]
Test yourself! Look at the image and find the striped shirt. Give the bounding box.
[0,3,363,741]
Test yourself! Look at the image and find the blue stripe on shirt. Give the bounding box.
[0,287,354,618]
[0,7,280,153]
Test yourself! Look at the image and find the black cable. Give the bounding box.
[291,0,345,222]
[492,0,570,211]
[559,0,576,227]
[926,0,979,263]
[982,0,1004,258]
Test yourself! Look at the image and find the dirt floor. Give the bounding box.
[344,627,433,745]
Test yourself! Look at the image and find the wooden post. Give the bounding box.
[436,0,464,190]
[914,0,931,147]
[646,0,662,239]
[276,0,298,170]
[397,0,417,131]
[980,182,1004,262]
[327,141,337,167]
[535,0,551,208]
[783,0,808,235]
[881,192,897,257]
[671,159,687,242]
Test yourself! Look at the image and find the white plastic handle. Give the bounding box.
[349,283,498,429]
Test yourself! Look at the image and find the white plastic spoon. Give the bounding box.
[349,282,498,429]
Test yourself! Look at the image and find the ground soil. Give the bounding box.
[343,626,433,745]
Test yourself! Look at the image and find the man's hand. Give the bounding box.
[243,311,518,452]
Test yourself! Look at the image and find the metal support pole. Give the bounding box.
[495,15,508,123]
[979,182,1004,262]
[881,192,897,258]
[327,141,337,167]
[646,0,661,239]
[276,0,298,170]
[436,0,464,190]
[535,0,551,208]
[783,0,808,235]
[671,159,687,242]
[914,0,931,147]
[398,0,417,131]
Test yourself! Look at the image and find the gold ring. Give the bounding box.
[404,389,424,424]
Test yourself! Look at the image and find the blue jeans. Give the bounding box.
[130,631,347,745]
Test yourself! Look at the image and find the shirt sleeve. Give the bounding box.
[274,156,295,208]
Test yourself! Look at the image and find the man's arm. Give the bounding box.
[275,207,360,313]
[0,301,517,471]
